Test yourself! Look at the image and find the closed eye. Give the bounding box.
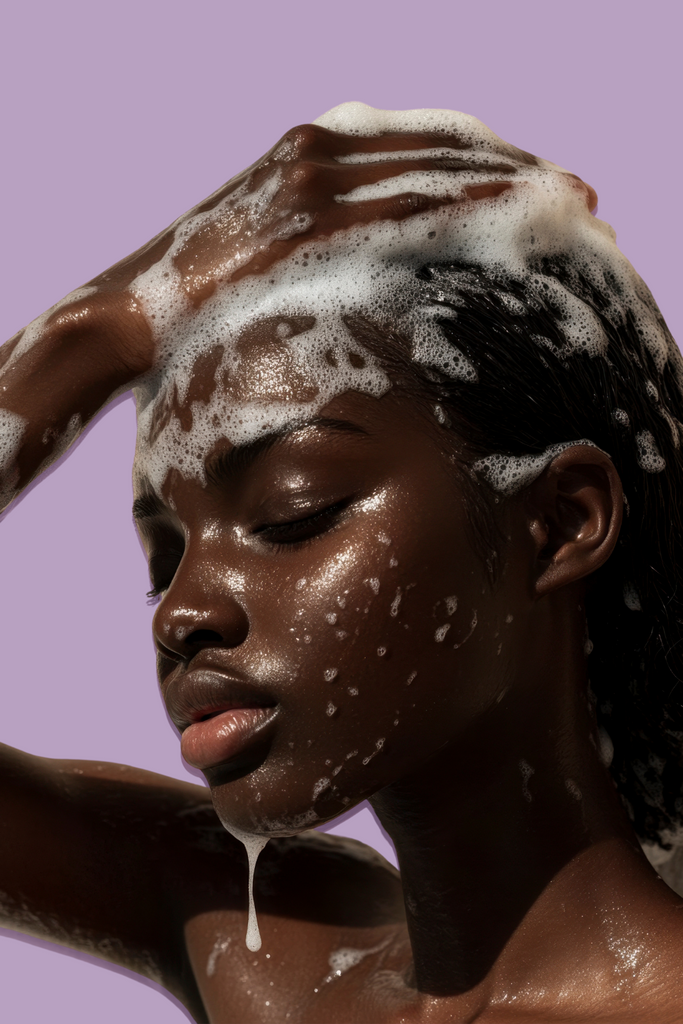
[254,499,352,549]
[146,548,184,602]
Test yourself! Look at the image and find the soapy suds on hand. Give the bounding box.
[115,102,680,497]
[5,101,679,510]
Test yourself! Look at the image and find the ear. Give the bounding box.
[524,445,623,597]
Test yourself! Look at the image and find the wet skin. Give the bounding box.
[133,379,683,1023]
[1,120,683,1022]
[142,388,508,837]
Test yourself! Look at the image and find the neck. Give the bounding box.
[369,600,649,1004]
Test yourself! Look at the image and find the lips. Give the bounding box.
[165,667,278,771]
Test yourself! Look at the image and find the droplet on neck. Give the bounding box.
[231,831,269,951]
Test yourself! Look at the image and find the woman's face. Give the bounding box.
[134,354,526,839]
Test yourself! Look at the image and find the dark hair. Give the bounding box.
[354,256,683,847]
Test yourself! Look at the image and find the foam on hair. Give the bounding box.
[121,102,678,495]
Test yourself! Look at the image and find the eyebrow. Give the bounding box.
[131,416,369,521]
[204,416,370,487]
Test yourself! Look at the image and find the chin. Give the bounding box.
[208,772,365,839]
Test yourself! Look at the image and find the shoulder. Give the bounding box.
[180,827,406,1023]
[271,828,399,875]
[179,819,404,929]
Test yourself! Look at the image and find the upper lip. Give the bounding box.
[164,663,278,732]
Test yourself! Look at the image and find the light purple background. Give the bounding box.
[0,0,680,1019]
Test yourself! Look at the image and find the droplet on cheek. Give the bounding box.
[324,668,338,682]
[362,738,385,765]
[406,671,417,685]
[434,624,450,642]
[326,702,337,716]
[377,646,387,657]
[325,612,338,625]
[565,778,583,801]
[313,777,331,799]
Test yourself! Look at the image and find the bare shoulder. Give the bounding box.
[179,820,405,937]
[269,828,401,883]
[181,827,408,1023]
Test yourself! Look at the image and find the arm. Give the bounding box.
[0,742,218,1020]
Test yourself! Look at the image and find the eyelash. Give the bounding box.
[146,550,184,602]
[255,499,350,551]
[145,501,350,599]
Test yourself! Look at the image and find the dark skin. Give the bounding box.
[1,122,682,1023]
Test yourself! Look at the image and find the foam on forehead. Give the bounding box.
[130,101,677,496]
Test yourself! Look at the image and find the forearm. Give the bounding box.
[0,285,155,510]
[0,744,209,966]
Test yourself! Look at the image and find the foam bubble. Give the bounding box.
[623,583,642,611]
[222,830,268,951]
[121,102,678,495]
[0,409,28,511]
[390,588,402,617]
[473,439,601,496]
[635,430,666,473]
[645,380,659,403]
[598,727,615,767]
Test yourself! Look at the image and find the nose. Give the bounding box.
[153,562,250,662]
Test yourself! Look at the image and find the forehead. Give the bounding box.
[132,388,436,514]
[132,301,393,498]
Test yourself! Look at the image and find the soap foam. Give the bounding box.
[635,430,666,473]
[225,830,269,951]
[6,103,678,502]
[323,937,391,984]
[0,409,28,510]
[121,102,679,496]
[473,440,601,496]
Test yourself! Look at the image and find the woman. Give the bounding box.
[1,102,682,1022]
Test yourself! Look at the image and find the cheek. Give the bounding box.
[210,524,507,836]
[272,522,488,759]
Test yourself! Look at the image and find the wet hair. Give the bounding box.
[355,255,683,848]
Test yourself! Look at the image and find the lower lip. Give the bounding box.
[181,708,277,770]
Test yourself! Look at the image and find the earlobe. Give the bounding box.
[525,445,623,597]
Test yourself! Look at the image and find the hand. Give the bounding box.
[0,117,548,507]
